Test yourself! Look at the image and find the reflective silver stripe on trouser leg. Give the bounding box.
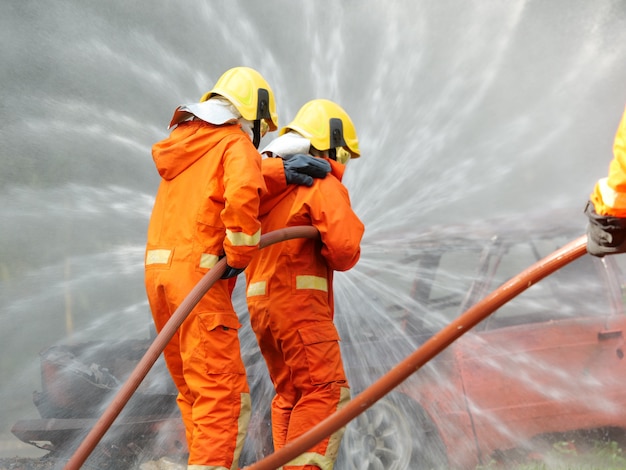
[187,393,251,470]
[280,387,351,470]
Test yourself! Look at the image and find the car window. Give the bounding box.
[428,249,483,320]
[479,238,616,330]
[363,229,626,337]
[411,234,622,332]
[611,253,626,289]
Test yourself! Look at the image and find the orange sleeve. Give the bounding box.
[591,105,626,217]
[311,177,364,272]
[222,136,266,269]
[259,157,295,217]
[261,157,288,195]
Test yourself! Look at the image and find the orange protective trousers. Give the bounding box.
[146,268,249,469]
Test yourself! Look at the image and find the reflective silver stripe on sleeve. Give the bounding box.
[226,228,261,247]
[247,281,267,297]
[296,275,328,292]
[199,253,219,269]
[145,249,172,265]
[598,177,626,210]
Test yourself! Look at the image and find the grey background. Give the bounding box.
[1,0,625,458]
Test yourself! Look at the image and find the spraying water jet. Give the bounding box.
[13,214,626,469]
[243,234,589,470]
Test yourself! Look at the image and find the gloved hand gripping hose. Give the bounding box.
[63,226,320,470]
[243,234,588,470]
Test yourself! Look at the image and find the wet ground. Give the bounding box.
[0,456,55,470]
[0,451,186,470]
[3,429,626,470]
[0,455,140,470]
[0,453,139,470]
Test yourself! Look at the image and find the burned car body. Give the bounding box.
[12,213,626,469]
[11,339,185,467]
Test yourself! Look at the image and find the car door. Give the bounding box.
[455,239,626,460]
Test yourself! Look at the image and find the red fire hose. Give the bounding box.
[243,234,588,470]
[64,226,320,470]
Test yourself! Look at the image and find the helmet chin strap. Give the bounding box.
[253,120,261,148]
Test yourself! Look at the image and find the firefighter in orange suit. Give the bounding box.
[144,67,276,470]
[245,99,365,469]
[585,105,626,257]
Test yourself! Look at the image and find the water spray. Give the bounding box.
[63,225,320,470]
[64,231,588,469]
[243,234,588,470]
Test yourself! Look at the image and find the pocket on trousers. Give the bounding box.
[298,322,346,385]
[199,312,241,332]
[196,313,245,375]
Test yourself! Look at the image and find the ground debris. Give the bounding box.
[0,453,136,470]
[0,452,181,470]
[0,456,57,470]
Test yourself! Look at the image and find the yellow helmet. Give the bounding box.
[280,99,360,160]
[200,67,278,131]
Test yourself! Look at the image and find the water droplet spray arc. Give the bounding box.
[243,235,589,470]
[2,1,626,466]
[65,231,587,470]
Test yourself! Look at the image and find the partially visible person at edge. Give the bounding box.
[244,99,365,470]
[585,104,626,257]
[143,67,329,470]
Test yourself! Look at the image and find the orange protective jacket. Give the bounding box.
[248,158,364,302]
[146,119,265,271]
[591,105,626,217]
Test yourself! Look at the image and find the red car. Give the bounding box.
[336,214,626,469]
[13,213,626,469]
